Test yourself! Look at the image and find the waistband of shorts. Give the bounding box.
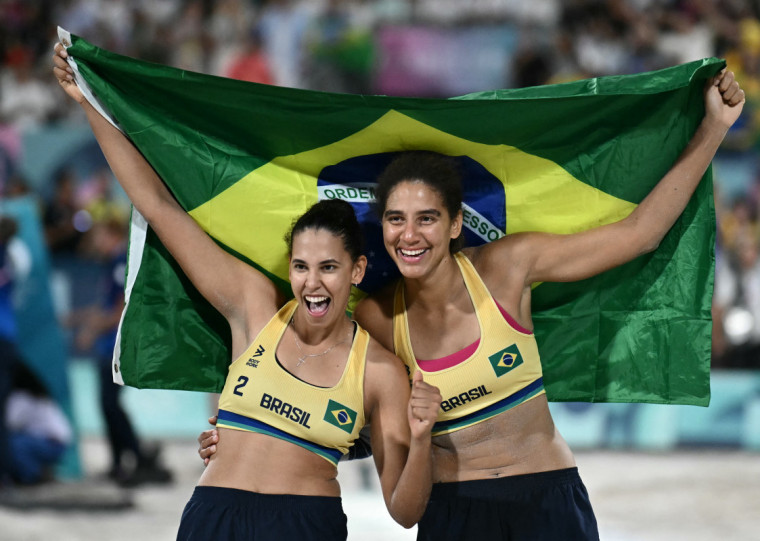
[430,467,582,500]
[190,485,343,511]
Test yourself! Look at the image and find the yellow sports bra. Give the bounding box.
[393,252,545,436]
[217,299,368,465]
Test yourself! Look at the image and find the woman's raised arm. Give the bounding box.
[53,43,281,332]
[478,69,745,291]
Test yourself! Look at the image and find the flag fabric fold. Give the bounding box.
[59,27,719,405]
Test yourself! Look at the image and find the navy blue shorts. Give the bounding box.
[177,486,347,541]
[417,467,599,541]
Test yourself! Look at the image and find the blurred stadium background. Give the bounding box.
[1,1,759,539]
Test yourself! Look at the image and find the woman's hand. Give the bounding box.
[705,69,745,131]
[407,371,441,440]
[197,415,219,466]
[52,42,85,104]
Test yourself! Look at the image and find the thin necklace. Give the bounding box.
[291,319,352,367]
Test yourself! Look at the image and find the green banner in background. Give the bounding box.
[60,28,719,405]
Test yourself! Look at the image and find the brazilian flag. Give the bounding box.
[324,400,358,434]
[59,28,718,405]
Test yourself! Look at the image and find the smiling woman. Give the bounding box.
[192,69,747,541]
[285,199,365,322]
[53,41,442,541]
[353,67,744,538]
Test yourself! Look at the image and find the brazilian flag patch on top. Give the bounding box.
[323,399,357,434]
[488,344,523,377]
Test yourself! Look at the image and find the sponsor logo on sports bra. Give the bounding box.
[323,399,358,434]
[488,344,523,377]
[440,385,492,412]
[260,393,312,428]
[246,344,266,368]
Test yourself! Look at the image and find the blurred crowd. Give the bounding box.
[6,1,760,358]
[1,3,760,491]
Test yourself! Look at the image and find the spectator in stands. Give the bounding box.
[0,216,22,489]
[67,217,173,487]
[223,28,274,85]
[5,363,73,485]
[0,44,57,131]
[714,231,760,368]
[43,168,84,256]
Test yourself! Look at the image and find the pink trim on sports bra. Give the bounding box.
[415,300,531,372]
[495,299,531,335]
[417,339,480,371]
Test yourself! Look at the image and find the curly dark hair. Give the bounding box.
[375,151,464,253]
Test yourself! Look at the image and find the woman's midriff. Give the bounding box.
[430,394,576,483]
[198,427,341,496]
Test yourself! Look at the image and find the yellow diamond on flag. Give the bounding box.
[189,110,637,288]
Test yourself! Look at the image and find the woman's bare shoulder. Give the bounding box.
[353,281,398,349]
[363,335,409,402]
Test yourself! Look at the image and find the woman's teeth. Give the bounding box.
[305,295,330,314]
[400,248,425,256]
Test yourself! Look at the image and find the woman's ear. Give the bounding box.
[352,255,367,286]
[451,209,463,240]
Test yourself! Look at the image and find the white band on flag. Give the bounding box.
[318,182,377,203]
[461,203,505,243]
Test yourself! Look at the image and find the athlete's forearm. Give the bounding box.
[80,100,178,222]
[387,435,433,528]
[625,116,728,254]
